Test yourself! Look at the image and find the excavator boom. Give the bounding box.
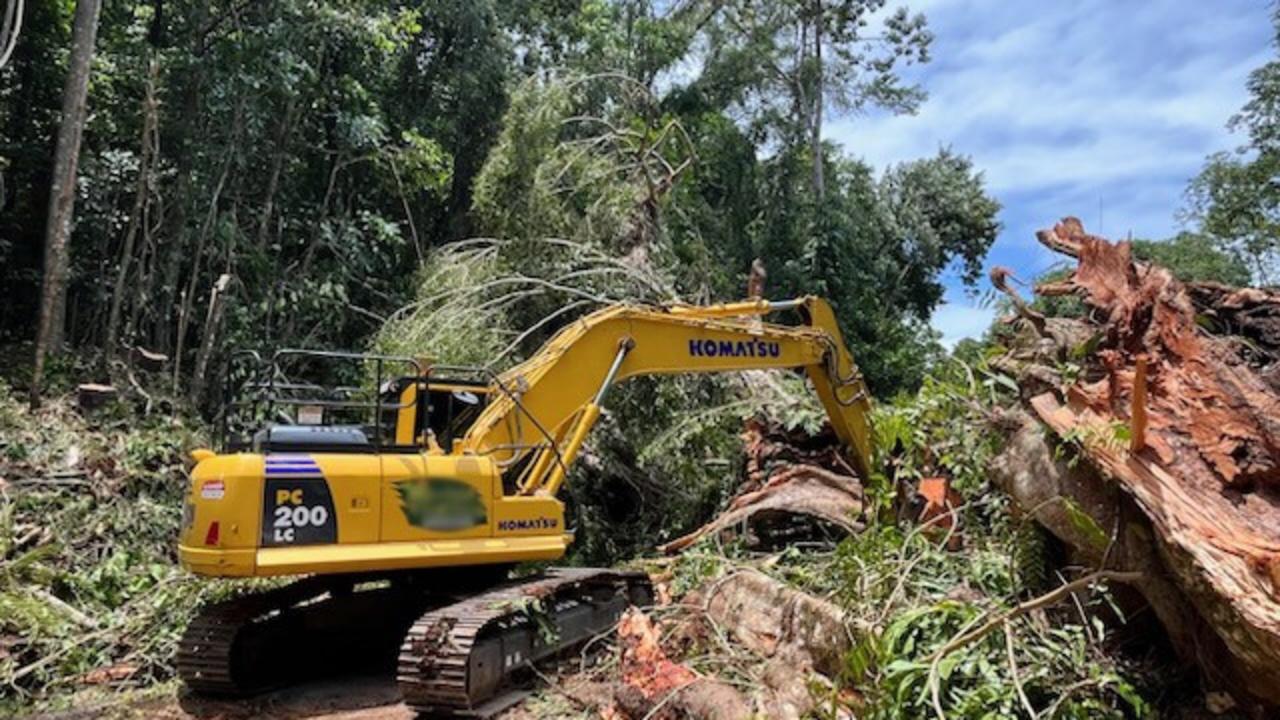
[463,296,873,495]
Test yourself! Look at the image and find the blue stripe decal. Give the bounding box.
[265,455,322,477]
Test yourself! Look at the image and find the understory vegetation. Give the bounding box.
[0,373,242,713]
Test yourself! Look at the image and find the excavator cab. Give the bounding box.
[214,349,493,455]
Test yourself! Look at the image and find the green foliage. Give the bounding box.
[1131,232,1252,286]
[699,0,933,145]
[870,356,1007,504]
[371,240,515,366]
[371,236,675,365]
[473,73,696,252]
[0,379,262,711]
[1,0,594,389]
[6,0,995,407]
[1182,8,1280,284]
[471,78,578,242]
[858,598,1149,719]
[751,149,999,395]
[391,129,454,197]
[829,359,1156,719]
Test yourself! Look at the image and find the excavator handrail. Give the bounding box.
[216,348,426,451]
[429,363,572,475]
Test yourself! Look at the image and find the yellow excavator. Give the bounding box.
[176,296,873,716]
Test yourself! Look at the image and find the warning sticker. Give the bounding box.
[200,480,225,500]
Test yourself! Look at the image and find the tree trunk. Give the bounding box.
[255,97,297,249]
[172,154,231,390]
[154,81,198,352]
[190,273,232,407]
[104,59,159,369]
[29,0,102,408]
[810,0,825,199]
[991,218,1280,712]
[123,185,160,364]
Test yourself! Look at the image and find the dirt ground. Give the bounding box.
[31,675,415,720]
[27,669,590,720]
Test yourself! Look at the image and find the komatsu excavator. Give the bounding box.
[176,296,873,717]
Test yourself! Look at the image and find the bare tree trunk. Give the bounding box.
[172,155,231,389]
[190,273,232,406]
[124,186,160,363]
[30,0,102,408]
[255,97,296,249]
[104,59,159,369]
[154,87,197,351]
[810,0,825,200]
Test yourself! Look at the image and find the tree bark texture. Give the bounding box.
[991,217,1280,712]
[30,0,102,407]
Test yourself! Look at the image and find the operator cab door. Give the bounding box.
[380,454,496,542]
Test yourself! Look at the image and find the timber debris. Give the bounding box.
[990,217,1280,710]
[660,418,864,553]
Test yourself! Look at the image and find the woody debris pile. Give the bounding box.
[990,217,1280,712]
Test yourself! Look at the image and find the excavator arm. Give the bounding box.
[458,296,874,495]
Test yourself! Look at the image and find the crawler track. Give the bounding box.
[398,568,653,717]
[177,573,450,696]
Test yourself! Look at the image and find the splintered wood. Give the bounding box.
[1036,217,1280,490]
[609,608,749,720]
[1001,217,1280,706]
[659,418,863,553]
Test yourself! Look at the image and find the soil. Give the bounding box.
[33,675,414,720]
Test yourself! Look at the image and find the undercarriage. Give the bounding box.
[177,567,652,717]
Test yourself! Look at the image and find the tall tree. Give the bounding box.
[701,0,931,197]
[1185,7,1280,282]
[29,0,101,406]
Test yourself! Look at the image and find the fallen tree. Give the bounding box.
[990,217,1280,712]
[660,418,864,553]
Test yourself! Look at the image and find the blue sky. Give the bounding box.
[825,0,1275,347]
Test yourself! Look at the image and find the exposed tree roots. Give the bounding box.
[990,217,1280,713]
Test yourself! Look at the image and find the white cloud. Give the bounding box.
[823,0,1274,343]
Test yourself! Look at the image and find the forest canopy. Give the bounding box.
[1,0,1002,403]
